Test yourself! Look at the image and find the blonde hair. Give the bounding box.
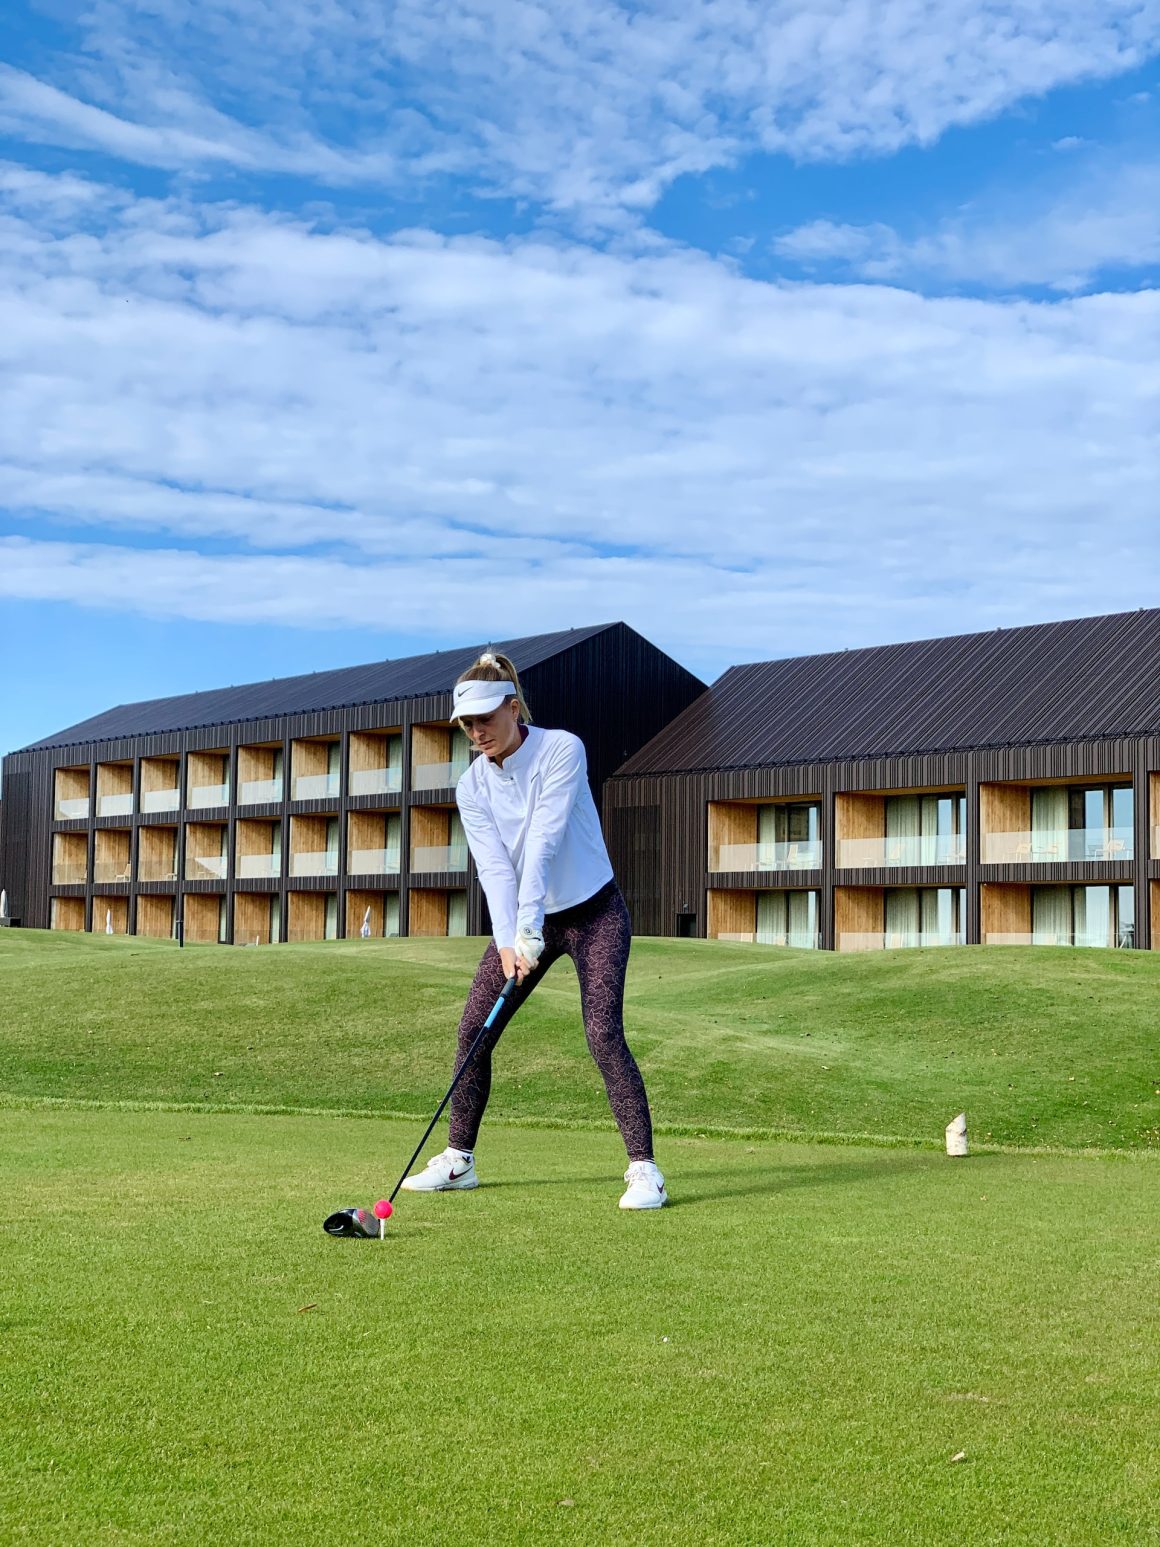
[455,649,533,724]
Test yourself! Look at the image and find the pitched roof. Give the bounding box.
[615,607,1160,775]
[21,625,615,750]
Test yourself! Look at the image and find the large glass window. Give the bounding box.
[1031,885,1134,947]
[756,891,818,948]
[884,887,965,946]
[884,794,967,865]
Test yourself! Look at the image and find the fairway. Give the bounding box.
[1,932,1158,1544]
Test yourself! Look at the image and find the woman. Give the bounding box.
[402,650,667,1209]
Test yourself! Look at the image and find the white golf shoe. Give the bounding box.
[619,1160,668,1210]
[399,1147,479,1192]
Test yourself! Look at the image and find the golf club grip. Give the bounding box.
[388,975,517,1203]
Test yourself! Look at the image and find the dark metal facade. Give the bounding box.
[1,623,706,936]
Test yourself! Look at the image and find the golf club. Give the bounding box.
[324,973,516,1237]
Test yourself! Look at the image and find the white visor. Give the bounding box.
[452,678,516,719]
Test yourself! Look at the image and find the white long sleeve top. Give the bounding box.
[455,726,614,950]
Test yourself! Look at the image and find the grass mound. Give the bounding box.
[2,930,1158,1150]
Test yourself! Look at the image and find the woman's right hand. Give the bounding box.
[499,946,533,985]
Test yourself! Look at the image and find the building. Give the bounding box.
[604,608,1160,951]
[0,624,705,941]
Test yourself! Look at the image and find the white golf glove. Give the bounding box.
[514,928,545,967]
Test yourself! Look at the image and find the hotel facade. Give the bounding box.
[0,624,704,942]
[603,608,1160,953]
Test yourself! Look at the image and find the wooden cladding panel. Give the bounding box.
[92,896,129,934]
[835,794,884,843]
[53,832,87,871]
[237,819,278,857]
[137,895,174,939]
[346,890,390,936]
[184,893,223,943]
[981,884,1031,939]
[94,829,131,871]
[350,731,398,772]
[235,891,273,945]
[140,758,179,795]
[96,762,132,799]
[412,725,449,766]
[289,815,329,854]
[51,897,86,931]
[707,803,756,868]
[287,892,326,942]
[55,766,90,804]
[1151,774,1160,855]
[979,783,1031,836]
[186,823,226,860]
[139,826,177,875]
[238,745,278,784]
[291,739,331,781]
[835,887,883,950]
[707,889,755,939]
[409,889,448,937]
[187,750,228,789]
[410,807,449,849]
[1153,882,1160,951]
[349,811,386,850]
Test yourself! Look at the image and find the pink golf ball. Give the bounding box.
[373,1199,393,1221]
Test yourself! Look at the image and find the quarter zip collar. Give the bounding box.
[488,724,535,780]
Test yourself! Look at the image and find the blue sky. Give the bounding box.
[1,0,1158,762]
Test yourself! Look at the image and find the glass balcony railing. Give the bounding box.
[289,851,339,877]
[138,862,179,882]
[836,834,968,868]
[981,827,1133,865]
[411,845,469,873]
[140,789,180,814]
[96,793,133,817]
[985,929,1135,949]
[715,931,821,949]
[839,932,965,951]
[348,848,401,875]
[350,768,403,797]
[54,797,90,820]
[239,779,283,805]
[185,854,227,881]
[237,854,282,879]
[292,774,339,801]
[189,783,229,809]
[51,863,88,885]
[712,840,822,872]
[93,860,132,883]
[412,762,469,792]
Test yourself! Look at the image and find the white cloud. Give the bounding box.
[0,170,1157,660]
[3,1,1158,218]
[774,160,1160,290]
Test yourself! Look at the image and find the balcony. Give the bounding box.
[981,827,1133,865]
[185,854,227,881]
[412,762,467,792]
[140,788,180,814]
[55,796,91,821]
[291,773,339,801]
[348,848,401,875]
[51,862,88,885]
[715,930,821,949]
[138,861,179,883]
[712,840,822,872]
[985,930,1135,949]
[93,860,133,884]
[188,782,229,809]
[237,854,282,880]
[239,778,283,806]
[837,834,968,869]
[289,851,339,878]
[839,931,964,951]
[411,845,469,873]
[96,793,134,818]
[349,767,403,797]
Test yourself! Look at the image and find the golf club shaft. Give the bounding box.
[388,974,516,1203]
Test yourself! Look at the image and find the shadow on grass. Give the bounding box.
[667,1150,938,1208]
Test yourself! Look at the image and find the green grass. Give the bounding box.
[2,930,1158,1150]
[1,1111,1156,1546]
[1,931,1157,1543]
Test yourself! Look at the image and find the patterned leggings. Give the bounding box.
[448,883,654,1161]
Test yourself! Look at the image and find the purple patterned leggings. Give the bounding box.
[448,883,654,1161]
